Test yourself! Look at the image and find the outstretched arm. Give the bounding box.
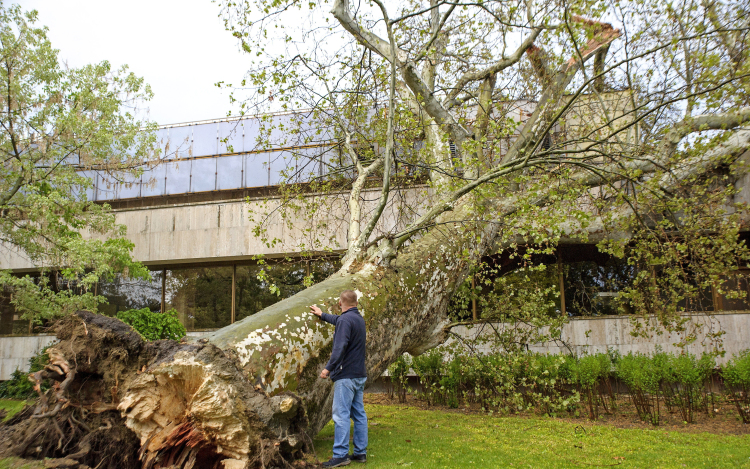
[310,305,338,325]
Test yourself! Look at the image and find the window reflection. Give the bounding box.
[235,259,338,322]
[564,259,636,316]
[97,272,163,316]
[719,270,750,311]
[0,290,28,335]
[166,267,233,331]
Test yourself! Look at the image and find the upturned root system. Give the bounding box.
[0,312,313,469]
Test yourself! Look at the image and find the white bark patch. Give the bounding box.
[234,314,334,394]
[265,322,330,393]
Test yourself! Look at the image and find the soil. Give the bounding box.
[363,393,750,436]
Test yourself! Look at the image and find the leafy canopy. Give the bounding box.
[0,4,158,323]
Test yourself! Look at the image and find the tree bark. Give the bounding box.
[0,202,497,469]
[3,130,749,468]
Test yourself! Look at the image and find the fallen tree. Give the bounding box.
[2,126,749,468]
[2,0,750,468]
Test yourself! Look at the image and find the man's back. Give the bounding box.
[321,307,367,381]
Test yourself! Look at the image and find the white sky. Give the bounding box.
[17,0,251,126]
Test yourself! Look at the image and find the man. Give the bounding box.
[310,290,367,467]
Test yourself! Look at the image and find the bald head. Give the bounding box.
[340,290,358,309]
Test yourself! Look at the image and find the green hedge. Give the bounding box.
[116,307,186,341]
[389,348,747,425]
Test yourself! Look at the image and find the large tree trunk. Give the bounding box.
[0,205,494,469]
[3,130,749,468]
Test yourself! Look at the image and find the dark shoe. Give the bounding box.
[322,456,351,467]
[351,453,367,463]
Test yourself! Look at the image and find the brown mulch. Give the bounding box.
[363,393,750,436]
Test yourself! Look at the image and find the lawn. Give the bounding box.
[1,400,748,468]
[313,403,750,468]
[0,399,27,422]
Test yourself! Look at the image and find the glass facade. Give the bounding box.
[97,272,163,316]
[84,114,341,202]
[0,256,747,335]
[166,267,233,331]
[235,259,338,322]
[0,289,30,335]
[563,258,636,316]
[719,269,750,311]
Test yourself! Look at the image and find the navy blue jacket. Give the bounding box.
[320,307,367,381]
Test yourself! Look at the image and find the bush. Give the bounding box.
[412,349,445,406]
[116,308,186,341]
[386,354,411,404]
[722,350,750,424]
[440,354,464,408]
[523,353,576,417]
[441,351,579,416]
[573,353,610,420]
[613,352,664,425]
[662,352,714,423]
[0,344,53,399]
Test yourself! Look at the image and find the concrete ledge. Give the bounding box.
[448,311,750,364]
[0,334,57,380]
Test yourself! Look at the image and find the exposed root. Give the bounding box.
[0,311,316,469]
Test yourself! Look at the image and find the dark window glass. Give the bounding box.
[235,259,338,322]
[97,271,163,317]
[0,290,28,335]
[166,267,233,331]
[564,258,636,316]
[720,270,750,311]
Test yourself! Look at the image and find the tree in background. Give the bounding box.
[0,4,157,324]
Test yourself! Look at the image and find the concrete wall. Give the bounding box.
[1,186,429,271]
[0,335,58,380]
[448,311,750,364]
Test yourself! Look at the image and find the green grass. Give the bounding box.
[314,404,750,468]
[0,399,28,422]
[0,457,44,469]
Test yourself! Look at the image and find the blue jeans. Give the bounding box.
[331,377,368,459]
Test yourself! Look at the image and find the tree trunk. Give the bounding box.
[0,204,494,469]
[3,129,749,468]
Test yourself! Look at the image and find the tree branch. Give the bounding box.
[443,27,542,108]
[500,20,622,165]
[659,108,750,159]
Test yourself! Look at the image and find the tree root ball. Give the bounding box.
[0,312,312,469]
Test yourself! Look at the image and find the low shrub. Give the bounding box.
[440,354,464,408]
[116,307,186,341]
[523,353,577,416]
[662,352,714,423]
[386,354,410,404]
[412,349,445,406]
[572,353,610,420]
[408,350,580,416]
[617,352,665,425]
[722,350,750,424]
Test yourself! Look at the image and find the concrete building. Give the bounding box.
[1,108,749,379]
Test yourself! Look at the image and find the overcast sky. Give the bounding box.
[17,0,250,126]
